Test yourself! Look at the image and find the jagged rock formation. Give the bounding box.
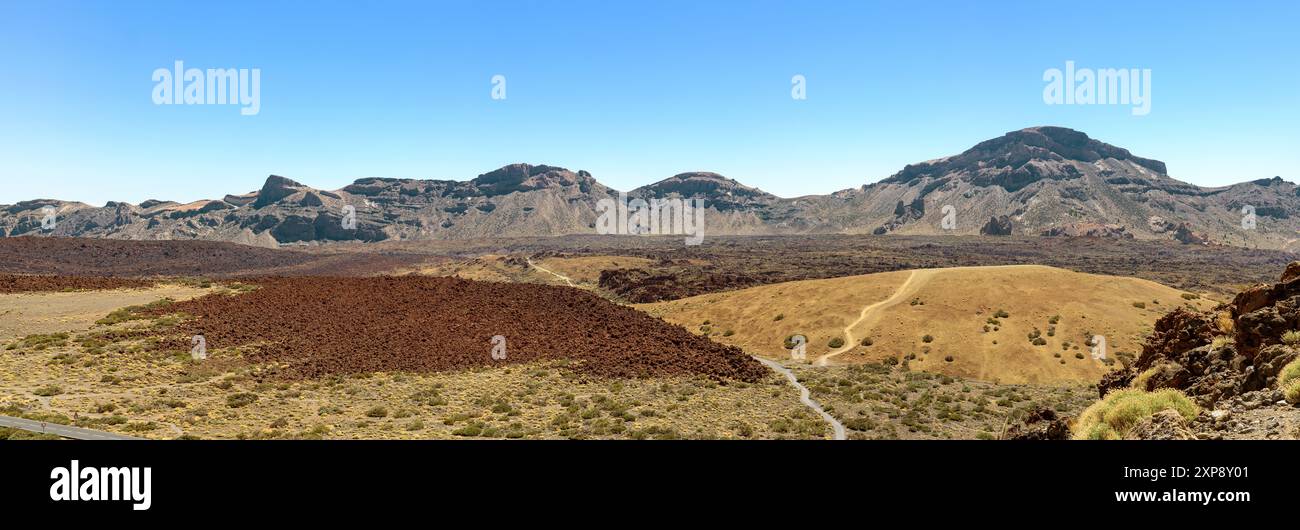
[980,215,1013,236]
[1041,223,1132,239]
[3,127,1298,249]
[1099,262,1300,406]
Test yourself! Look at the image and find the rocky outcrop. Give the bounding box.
[1126,410,1197,440]
[979,215,1013,236]
[254,175,307,208]
[1041,223,1132,239]
[1102,262,1300,406]
[1004,408,1070,440]
[1172,222,1211,245]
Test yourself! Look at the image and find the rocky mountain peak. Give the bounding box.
[254,175,309,208]
[640,172,771,196]
[883,126,1168,191]
[469,163,594,196]
[631,172,778,211]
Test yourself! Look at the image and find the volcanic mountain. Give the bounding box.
[3,126,1296,249]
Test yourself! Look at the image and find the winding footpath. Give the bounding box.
[0,415,141,440]
[815,270,928,367]
[525,257,577,287]
[752,356,846,440]
[529,255,845,439]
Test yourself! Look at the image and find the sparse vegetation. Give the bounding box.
[33,384,62,396]
[1279,358,1300,389]
[1072,389,1198,440]
[225,392,258,408]
[1282,330,1300,346]
[7,332,69,351]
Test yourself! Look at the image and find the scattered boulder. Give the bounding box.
[1041,223,1132,239]
[1005,408,1070,440]
[1126,409,1196,440]
[1172,222,1211,245]
[980,215,1013,236]
[1105,261,1300,406]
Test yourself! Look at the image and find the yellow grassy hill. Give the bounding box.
[636,265,1217,384]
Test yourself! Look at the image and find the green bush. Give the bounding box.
[1279,358,1300,388]
[225,392,258,408]
[1282,331,1300,346]
[33,385,62,397]
[993,309,1009,318]
[783,334,805,349]
[365,406,388,418]
[1072,389,1198,440]
[1285,381,1300,405]
[828,337,845,348]
[921,334,934,343]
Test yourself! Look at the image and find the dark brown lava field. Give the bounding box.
[145,276,767,381]
[0,274,155,294]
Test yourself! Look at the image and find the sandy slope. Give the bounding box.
[637,265,1218,384]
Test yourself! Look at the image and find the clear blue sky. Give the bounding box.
[1,0,1296,205]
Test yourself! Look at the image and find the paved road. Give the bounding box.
[0,415,142,440]
[752,356,847,440]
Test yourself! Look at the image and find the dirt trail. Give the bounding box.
[751,355,846,440]
[814,269,929,367]
[526,257,576,287]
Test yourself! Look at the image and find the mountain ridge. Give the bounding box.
[4,126,1297,250]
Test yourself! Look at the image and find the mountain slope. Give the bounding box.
[3,127,1296,249]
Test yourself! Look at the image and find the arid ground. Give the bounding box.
[0,235,1294,440]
